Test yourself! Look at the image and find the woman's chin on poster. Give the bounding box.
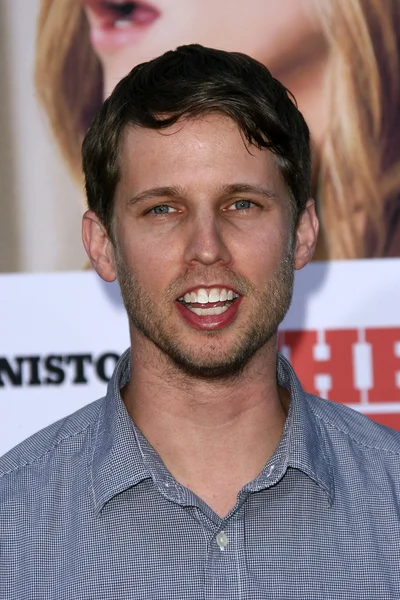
[35,0,400,261]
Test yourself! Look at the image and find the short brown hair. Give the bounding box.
[82,44,310,236]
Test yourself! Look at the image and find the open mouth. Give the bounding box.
[177,287,240,316]
[83,0,160,51]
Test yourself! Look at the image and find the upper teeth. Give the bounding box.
[114,20,131,28]
[180,288,239,304]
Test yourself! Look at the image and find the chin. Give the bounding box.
[158,333,271,381]
[168,355,248,381]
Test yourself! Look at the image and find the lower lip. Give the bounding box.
[175,299,242,331]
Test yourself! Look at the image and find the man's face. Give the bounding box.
[110,115,299,378]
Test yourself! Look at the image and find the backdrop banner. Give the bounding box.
[1,1,400,454]
[1,258,399,455]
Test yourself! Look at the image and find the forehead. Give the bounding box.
[117,114,287,196]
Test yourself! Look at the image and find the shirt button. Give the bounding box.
[216,531,229,551]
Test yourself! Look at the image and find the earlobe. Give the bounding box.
[82,211,117,282]
[293,199,319,270]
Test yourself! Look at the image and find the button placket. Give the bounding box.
[204,517,245,600]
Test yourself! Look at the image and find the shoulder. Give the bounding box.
[306,392,400,455]
[0,398,104,480]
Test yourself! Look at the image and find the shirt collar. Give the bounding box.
[91,349,151,515]
[91,349,334,514]
[275,354,335,505]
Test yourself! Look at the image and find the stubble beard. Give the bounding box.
[114,248,294,381]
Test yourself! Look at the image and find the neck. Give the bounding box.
[122,332,289,516]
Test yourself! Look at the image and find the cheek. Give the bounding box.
[229,222,289,274]
[121,231,183,291]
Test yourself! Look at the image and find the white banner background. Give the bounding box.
[1,258,399,456]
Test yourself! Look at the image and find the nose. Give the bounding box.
[183,211,231,266]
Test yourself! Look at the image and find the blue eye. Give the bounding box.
[229,199,254,211]
[151,205,174,215]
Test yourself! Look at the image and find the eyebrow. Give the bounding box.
[127,186,184,206]
[127,183,278,206]
[218,183,278,200]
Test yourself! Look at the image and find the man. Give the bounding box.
[1,45,400,599]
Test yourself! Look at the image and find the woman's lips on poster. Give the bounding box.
[82,0,161,51]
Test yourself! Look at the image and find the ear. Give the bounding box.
[293,199,319,270]
[82,211,117,282]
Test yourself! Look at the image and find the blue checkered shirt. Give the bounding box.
[1,349,400,599]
